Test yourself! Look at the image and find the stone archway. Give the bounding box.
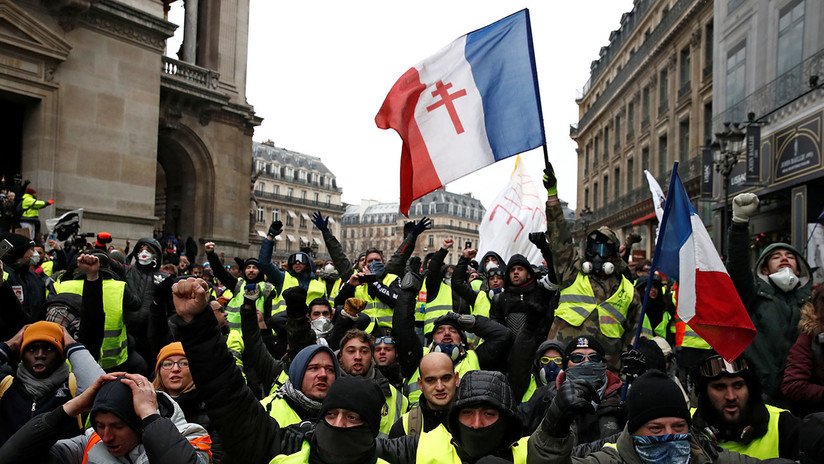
[156,125,215,242]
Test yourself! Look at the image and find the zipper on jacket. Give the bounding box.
[31,400,36,413]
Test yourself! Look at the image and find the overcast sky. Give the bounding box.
[173,1,635,211]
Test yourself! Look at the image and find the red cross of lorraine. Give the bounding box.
[425,80,468,134]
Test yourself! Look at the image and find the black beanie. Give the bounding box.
[564,335,605,358]
[319,376,384,436]
[0,233,34,263]
[627,370,689,433]
[90,377,142,433]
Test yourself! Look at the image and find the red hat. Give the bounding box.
[25,187,36,195]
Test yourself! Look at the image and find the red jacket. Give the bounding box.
[781,303,824,413]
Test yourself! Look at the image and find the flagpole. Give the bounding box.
[542,144,549,166]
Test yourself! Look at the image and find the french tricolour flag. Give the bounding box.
[653,164,756,361]
[375,9,545,215]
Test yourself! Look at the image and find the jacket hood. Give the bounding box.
[800,301,824,335]
[755,242,812,289]
[131,238,162,270]
[504,254,534,287]
[535,340,566,363]
[480,251,505,272]
[288,344,340,392]
[91,377,142,433]
[448,370,522,448]
[288,252,316,277]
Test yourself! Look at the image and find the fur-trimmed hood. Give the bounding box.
[799,302,824,335]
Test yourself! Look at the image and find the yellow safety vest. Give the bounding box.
[269,440,390,464]
[355,274,398,329]
[522,376,538,402]
[416,280,427,323]
[41,260,54,277]
[556,273,635,339]
[264,396,304,427]
[379,384,409,436]
[52,279,128,369]
[272,274,327,315]
[706,405,784,459]
[470,279,483,292]
[415,424,528,464]
[328,277,342,301]
[471,291,491,318]
[424,281,453,335]
[406,349,480,405]
[226,280,274,331]
[21,193,45,219]
[640,312,668,339]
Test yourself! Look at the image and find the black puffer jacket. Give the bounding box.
[489,254,556,336]
[124,238,164,355]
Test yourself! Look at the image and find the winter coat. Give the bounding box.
[3,262,46,323]
[726,223,813,401]
[489,254,557,338]
[781,302,824,415]
[124,238,165,350]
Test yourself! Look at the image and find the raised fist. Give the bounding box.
[172,278,210,323]
[204,242,216,253]
[732,193,760,224]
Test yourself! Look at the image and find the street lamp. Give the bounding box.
[712,122,746,256]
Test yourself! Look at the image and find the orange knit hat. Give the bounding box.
[21,321,64,354]
[155,342,186,372]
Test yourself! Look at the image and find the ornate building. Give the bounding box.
[1,0,258,256]
[341,189,485,265]
[250,141,345,261]
[570,0,714,261]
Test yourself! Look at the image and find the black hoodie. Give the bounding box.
[489,254,555,336]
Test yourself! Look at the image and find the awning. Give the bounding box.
[312,237,322,245]
[300,236,309,245]
[287,211,297,218]
[631,212,658,226]
[274,235,282,241]
[286,234,296,242]
[328,217,336,224]
[301,213,310,220]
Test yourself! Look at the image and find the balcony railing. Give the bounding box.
[162,57,220,90]
[714,47,824,128]
[253,190,346,210]
[256,170,343,192]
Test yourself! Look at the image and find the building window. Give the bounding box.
[255,182,263,192]
[703,101,713,145]
[273,185,279,195]
[725,41,746,108]
[613,167,620,198]
[326,194,331,205]
[603,127,610,161]
[300,215,307,229]
[428,235,434,247]
[272,209,280,222]
[658,134,668,176]
[679,46,691,90]
[627,158,634,190]
[594,182,599,208]
[287,187,294,198]
[584,145,591,176]
[313,192,319,203]
[641,87,650,124]
[679,118,690,160]
[641,147,649,172]
[658,68,669,110]
[627,101,635,136]
[602,176,609,206]
[704,22,713,72]
[286,212,294,227]
[614,115,621,145]
[256,207,264,223]
[594,135,600,163]
[777,0,805,98]
[428,202,436,215]
[584,187,590,208]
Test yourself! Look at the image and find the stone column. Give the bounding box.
[182,0,199,63]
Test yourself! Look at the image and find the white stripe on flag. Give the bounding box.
[415,36,495,184]
[691,214,727,273]
[679,228,697,322]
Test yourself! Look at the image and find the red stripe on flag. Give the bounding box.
[689,269,756,361]
[375,67,442,215]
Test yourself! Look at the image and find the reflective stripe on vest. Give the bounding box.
[424,281,453,335]
[53,280,128,369]
[226,280,273,330]
[379,384,409,436]
[328,277,342,301]
[355,274,398,329]
[718,405,784,459]
[556,273,634,339]
[406,350,480,405]
[673,315,711,349]
[272,274,327,315]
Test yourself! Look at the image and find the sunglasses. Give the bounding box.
[699,355,748,378]
[375,336,395,345]
[567,352,603,364]
[539,356,563,366]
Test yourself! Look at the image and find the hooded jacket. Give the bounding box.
[781,300,824,414]
[125,238,164,352]
[489,254,556,337]
[727,223,813,401]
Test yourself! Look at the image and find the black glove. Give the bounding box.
[620,348,647,382]
[400,257,423,291]
[152,273,175,305]
[528,232,550,251]
[311,211,330,234]
[435,312,461,327]
[268,220,283,238]
[281,421,314,455]
[543,163,558,197]
[283,286,308,319]
[411,217,433,237]
[627,233,642,245]
[543,380,598,437]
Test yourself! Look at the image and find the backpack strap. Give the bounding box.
[67,373,85,430]
[0,375,13,399]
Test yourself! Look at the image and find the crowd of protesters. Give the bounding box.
[0,163,822,464]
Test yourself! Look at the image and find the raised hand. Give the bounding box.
[412,217,433,236]
[311,211,330,234]
[543,162,558,197]
[172,277,210,323]
[204,242,216,253]
[268,220,284,238]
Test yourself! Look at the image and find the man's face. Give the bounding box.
[191,266,203,278]
[636,266,651,278]
[649,285,660,299]
[418,356,458,409]
[365,252,383,270]
[21,341,62,379]
[458,407,500,429]
[488,275,504,290]
[374,342,396,367]
[340,338,372,376]
[292,260,306,274]
[309,304,331,321]
[635,417,689,436]
[433,324,460,345]
[508,265,528,286]
[324,408,364,428]
[245,264,259,280]
[300,351,336,401]
[566,347,599,369]
[94,412,140,457]
[209,300,228,328]
[228,265,240,277]
[766,249,799,275]
[707,376,749,424]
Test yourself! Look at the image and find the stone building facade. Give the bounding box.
[1,0,258,257]
[570,0,714,261]
[250,141,345,261]
[341,189,485,265]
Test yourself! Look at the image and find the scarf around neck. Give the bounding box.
[16,361,70,400]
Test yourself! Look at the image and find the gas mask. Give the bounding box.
[582,256,615,275]
[137,250,156,266]
[30,251,40,266]
[582,232,616,276]
[311,317,333,337]
[433,342,462,362]
[768,267,799,293]
[539,361,561,385]
[485,260,499,271]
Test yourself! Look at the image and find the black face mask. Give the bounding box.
[457,418,508,459]
[312,421,375,464]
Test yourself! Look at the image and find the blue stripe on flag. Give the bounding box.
[465,10,545,161]
[656,169,694,282]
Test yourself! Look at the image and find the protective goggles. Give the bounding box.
[539,356,563,366]
[586,241,615,259]
[698,355,748,378]
[567,352,603,364]
[487,268,505,278]
[375,336,395,346]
